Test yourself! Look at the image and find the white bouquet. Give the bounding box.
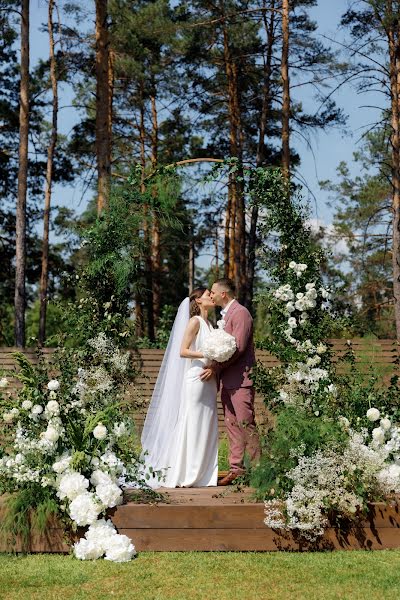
[202,321,237,363]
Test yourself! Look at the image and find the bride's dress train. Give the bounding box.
[141,301,218,488]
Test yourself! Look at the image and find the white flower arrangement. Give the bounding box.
[201,327,237,363]
[0,333,142,562]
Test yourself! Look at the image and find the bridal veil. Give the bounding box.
[141,297,190,477]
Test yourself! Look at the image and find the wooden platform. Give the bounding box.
[2,488,400,553]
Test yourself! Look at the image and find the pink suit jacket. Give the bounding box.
[215,300,255,389]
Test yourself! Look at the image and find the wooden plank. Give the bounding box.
[114,526,400,552]
[112,504,265,529]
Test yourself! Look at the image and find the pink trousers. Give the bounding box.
[221,386,261,474]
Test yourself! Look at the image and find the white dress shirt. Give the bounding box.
[220,298,236,319]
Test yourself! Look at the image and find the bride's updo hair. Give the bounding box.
[189,287,207,318]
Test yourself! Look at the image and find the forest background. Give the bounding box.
[1,0,399,348]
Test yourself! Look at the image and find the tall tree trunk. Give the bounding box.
[189,226,195,291]
[14,0,30,348]
[38,0,58,345]
[150,91,161,328]
[281,0,290,179]
[95,0,111,215]
[246,0,276,310]
[135,92,146,337]
[222,16,246,301]
[387,0,400,339]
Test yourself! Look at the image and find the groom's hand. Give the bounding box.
[200,367,214,381]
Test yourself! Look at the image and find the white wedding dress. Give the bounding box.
[141,301,219,488]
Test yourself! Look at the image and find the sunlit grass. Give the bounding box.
[0,550,399,600]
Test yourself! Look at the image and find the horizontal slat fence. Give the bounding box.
[1,340,399,434]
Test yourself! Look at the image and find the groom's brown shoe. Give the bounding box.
[218,471,239,486]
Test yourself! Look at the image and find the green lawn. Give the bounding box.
[0,550,399,600]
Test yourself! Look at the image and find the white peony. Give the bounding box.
[58,471,89,501]
[93,423,108,440]
[104,534,136,562]
[380,418,392,431]
[44,426,60,443]
[372,427,385,445]
[47,379,60,391]
[201,329,237,363]
[22,400,33,410]
[46,400,60,414]
[0,377,8,388]
[69,492,101,526]
[366,408,380,422]
[73,537,104,560]
[96,482,123,508]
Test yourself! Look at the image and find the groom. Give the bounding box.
[200,278,261,485]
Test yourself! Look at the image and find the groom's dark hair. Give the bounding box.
[214,278,235,296]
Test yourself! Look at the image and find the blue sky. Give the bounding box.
[29,0,385,230]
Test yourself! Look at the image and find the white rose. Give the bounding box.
[289,261,296,269]
[93,423,108,440]
[0,377,8,388]
[305,282,315,290]
[339,416,350,428]
[47,379,60,391]
[31,404,43,415]
[46,400,60,414]
[366,408,380,422]
[288,317,297,328]
[316,344,327,355]
[49,390,57,399]
[380,418,392,431]
[10,408,19,416]
[372,427,385,445]
[22,400,33,410]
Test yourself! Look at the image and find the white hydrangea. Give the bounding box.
[90,469,115,486]
[0,377,9,388]
[104,534,136,562]
[380,418,392,431]
[201,329,237,363]
[96,482,123,508]
[52,454,72,474]
[73,538,104,561]
[372,427,385,445]
[69,492,101,526]
[57,471,89,501]
[113,422,127,438]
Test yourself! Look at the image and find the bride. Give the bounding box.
[141,288,218,488]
